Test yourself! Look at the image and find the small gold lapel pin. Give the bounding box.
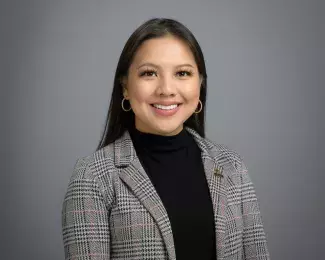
[214,166,224,178]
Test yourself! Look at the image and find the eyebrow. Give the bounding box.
[136,62,195,70]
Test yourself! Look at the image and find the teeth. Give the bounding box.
[153,104,178,110]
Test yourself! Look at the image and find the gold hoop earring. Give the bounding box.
[194,100,202,114]
[121,98,132,112]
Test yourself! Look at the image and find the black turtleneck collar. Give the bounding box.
[129,125,192,153]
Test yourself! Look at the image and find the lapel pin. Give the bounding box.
[214,166,224,178]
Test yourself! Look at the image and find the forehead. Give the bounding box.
[132,36,196,66]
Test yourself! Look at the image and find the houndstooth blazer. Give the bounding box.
[61,128,270,260]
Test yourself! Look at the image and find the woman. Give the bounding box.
[61,18,270,260]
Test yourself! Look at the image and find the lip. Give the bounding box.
[150,103,182,117]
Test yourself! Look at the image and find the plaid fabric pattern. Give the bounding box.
[62,128,270,260]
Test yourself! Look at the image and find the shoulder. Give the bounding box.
[69,142,116,182]
[193,131,247,175]
[186,127,245,172]
[65,143,117,204]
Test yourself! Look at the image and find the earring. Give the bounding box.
[121,98,132,112]
[194,100,202,114]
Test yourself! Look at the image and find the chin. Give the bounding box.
[151,122,184,136]
[135,115,187,136]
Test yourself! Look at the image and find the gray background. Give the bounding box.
[2,0,324,259]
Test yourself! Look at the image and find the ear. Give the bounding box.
[123,88,129,99]
[121,77,129,99]
[199,75,204,86]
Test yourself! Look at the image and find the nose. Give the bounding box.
[156,75,177,96]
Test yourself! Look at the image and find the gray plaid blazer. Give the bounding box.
[61,128,270,260]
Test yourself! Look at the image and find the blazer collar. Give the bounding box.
[114,127,217,166]
[114,128,227,260]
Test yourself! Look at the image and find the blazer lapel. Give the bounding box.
[186,128,227,260]
[114,131,176,260]
[114,128,227,260]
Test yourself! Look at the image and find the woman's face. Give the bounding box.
[123,35,202,136]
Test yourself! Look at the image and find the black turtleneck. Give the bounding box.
[130,127,216,260]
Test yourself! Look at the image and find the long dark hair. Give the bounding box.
[96,18,208,150]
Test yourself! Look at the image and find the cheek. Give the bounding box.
[127,84,156,118]
[181,83,201,101]
[128,83,152,103]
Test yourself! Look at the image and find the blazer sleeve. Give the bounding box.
[61,159,111,260]
[238,158,270,260]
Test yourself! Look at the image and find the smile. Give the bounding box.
[150,103,182,116]
[151,104,179,110]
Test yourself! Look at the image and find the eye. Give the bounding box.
[176,70,193,77]
[139,69,158,77]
